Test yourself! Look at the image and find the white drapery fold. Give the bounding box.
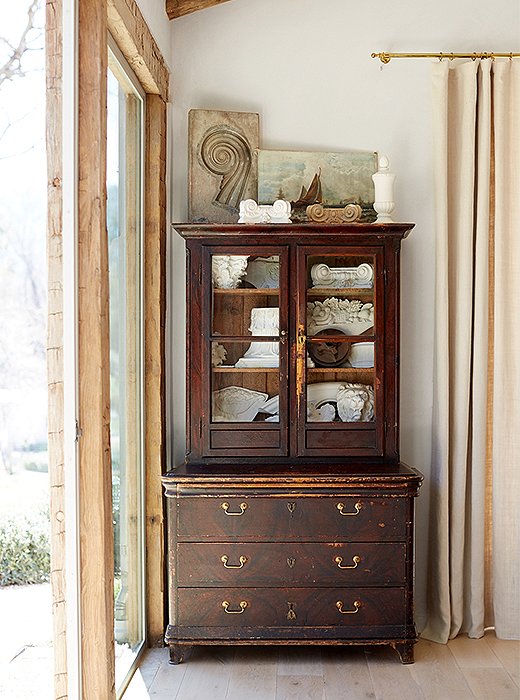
[424,58,520,643]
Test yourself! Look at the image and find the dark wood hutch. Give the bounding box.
[162,222,422,664]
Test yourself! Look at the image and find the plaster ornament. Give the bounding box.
[306,203,362,224]
[238,199,292,224]
[372,154,396,223]
[243,256,280,289]
[212,386,269,422]
[235,307,280,368]
[307,402,337,422]
[212,255,249,289]
[310,262,374,289]
[212,343,228,367]
[307,298,374,336]
[336,383,375,422]
[347,342,374,368]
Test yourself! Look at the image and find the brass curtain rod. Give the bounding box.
[371,52,520,64]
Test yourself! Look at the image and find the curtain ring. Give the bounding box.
[449,53,455,61]
[439,52,444,62]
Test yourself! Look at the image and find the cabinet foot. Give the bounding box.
[393,641,415,664]
[169,644,187,665]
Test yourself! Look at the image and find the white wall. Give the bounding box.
[168,0,519,629]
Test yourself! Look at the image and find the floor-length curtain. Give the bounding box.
[424,58,520,643]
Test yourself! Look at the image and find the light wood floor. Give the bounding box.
[124,631,520,700]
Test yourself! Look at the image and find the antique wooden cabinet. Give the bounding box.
[163,223,422,664]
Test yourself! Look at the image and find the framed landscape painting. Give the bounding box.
[257,149,378,221]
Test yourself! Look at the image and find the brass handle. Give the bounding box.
[221,555,247,569]
[336,600,362,614]
[222,600,248,614]
[221,502,248,516]
[335,555,361,570]
[336,501,362,516]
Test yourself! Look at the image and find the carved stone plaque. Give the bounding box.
[188,109,260,223]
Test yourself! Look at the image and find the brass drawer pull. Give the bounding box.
[336,501,362,516]
[335,555,361,569]
[221,502,248,516]
[221,555,247,569]
[222,600,248,614]
[336,599,362,614]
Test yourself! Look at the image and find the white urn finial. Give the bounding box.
[372,154,396,223]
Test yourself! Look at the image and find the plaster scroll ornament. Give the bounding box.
[307,298,374,336]
[307,402,337,422]
[336,383,375,422]
[235,307,280,368]
[310,262,374,289]
[212,343,228,367]
[306,203,363,224]
[211,255,249,289]
[212,386,269,423]
[238,199,292,224]
[371,154,396,223]
[243,256,280,289]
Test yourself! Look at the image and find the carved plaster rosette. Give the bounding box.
[307,298,374,336]
[243,256,280,289]
[306,203,362,224]
[212,386,269,422]
[336,383,375,422]
[212,255,249,288]
[310,262,374,289]
[238,199,292,224]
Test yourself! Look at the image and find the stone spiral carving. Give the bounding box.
[199,126,252,211]
[306,203,363,224]
[310,262,374,288]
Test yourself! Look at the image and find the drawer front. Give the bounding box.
[177,587,406,628]
[176,496,406,542]
[177,542,406,587]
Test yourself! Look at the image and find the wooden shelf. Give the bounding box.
[307,288,373,298]
[308,367,374,374]
[213,288,279,295]
[213,367,279,373]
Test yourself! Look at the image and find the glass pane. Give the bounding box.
[107,52,145,691]
[211,341,280,422]
[306,254,376,423]
[212,254,279,336]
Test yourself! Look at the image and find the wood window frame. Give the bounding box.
[46,0,169,697]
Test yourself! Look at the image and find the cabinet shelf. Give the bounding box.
[213,288,279,295]
[307,288,373,298]
[212,367,279,373]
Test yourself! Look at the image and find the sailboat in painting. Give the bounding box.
[292,168,323,207]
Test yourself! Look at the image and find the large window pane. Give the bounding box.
[107,45,145,694]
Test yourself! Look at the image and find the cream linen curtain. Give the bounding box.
[424,58,520,643]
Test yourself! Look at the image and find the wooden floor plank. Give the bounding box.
[226,647,278,700]
[367,645,425,700]
[408,639,474,700]
[485,634,520,687]
[277,647,323,677]
[146,655,188,697]
[322,647,376,700]
[276,675,324,700]
[461,668,519,700]
[174,647,234,700]
[448,634,501,668]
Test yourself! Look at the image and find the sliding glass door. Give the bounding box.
[106,42,145,694]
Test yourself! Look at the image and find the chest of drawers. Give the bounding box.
[162,464,422,664]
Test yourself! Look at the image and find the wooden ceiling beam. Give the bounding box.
[166,0,232,20]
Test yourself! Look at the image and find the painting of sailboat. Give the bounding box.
[257,149,377,221]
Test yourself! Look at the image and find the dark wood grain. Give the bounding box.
[177,495,407,541]
[176,541,406,586]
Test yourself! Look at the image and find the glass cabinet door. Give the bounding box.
[204,247,288,456]
[297,248,383,456]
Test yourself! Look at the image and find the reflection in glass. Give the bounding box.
[211,341,280,422]
[107,50,145,692]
